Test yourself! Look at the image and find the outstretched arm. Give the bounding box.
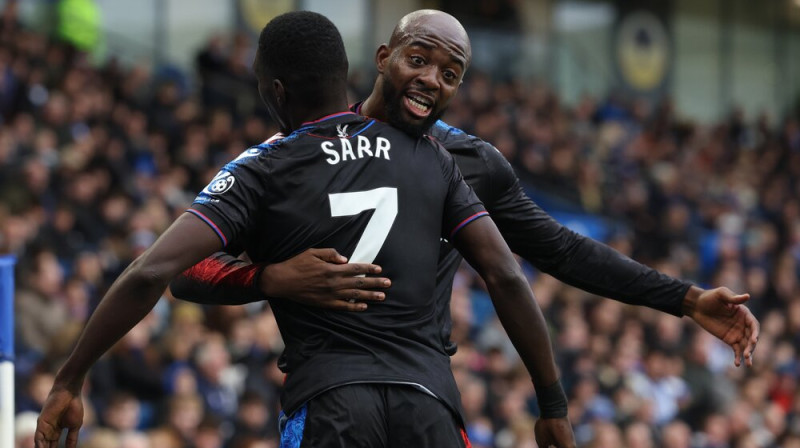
[170,248,390,310]
[482,147,690,314]
[36,213,223,448]
[480,146,758,365]
[453,217,576,448]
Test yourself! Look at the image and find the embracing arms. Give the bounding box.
[170,248,390,310]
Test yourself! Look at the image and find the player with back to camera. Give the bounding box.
[35,11,576,448]
[173,10,758,371]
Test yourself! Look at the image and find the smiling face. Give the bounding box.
[376,11,471,136]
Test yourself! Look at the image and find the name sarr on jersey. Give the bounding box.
[321,135,391,165]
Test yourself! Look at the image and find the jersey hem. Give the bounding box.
[186,208,228,246]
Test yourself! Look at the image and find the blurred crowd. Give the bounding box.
[2,5,800,448]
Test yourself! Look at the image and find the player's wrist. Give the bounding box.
[534,379,568,419]
[681,285,704,317]
[53,369,85,395]
[256,262,277,297]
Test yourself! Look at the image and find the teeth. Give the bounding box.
[408,96,431,113]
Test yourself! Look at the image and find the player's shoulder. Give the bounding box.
[429,120,498,154]
[428,120,508,168]
[225,133,285,165]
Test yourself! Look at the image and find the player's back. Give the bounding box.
[190,112,485,417]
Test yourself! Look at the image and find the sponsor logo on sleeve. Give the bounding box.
[202,171,236,195]
[233,147,262,162]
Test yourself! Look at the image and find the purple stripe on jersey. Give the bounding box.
[449,211,489,240]
[300,111,356,126]
[186,209,228,246]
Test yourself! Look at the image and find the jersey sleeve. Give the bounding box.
[169,249,267,305]
[188,150,268,247]
[478,142,691,316]
[431,139,488,240]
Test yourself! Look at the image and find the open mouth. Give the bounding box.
[403,93,433,118]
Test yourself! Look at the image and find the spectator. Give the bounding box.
[14,411,38,448]
[101,392,142,433]
[231,390,276,441]
[163,393,205,446]
[662,420,692,448]
[626,347,691,426]
[193,333,239,420]
[15,248,68,355]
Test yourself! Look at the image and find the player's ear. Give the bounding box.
[375,44,391,74]
[273,79,286,107]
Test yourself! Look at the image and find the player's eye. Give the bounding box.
[443,69,458,81]
[410,55,425,65]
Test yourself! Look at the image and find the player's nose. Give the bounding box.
[415,65,440,90]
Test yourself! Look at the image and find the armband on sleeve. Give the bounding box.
[535,379,568,419]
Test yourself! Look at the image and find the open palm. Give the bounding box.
[686,287,759,367]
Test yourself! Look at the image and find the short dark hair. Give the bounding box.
[256,11,348,105]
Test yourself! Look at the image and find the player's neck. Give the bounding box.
[360,89,388,122]
[288,98,350,132]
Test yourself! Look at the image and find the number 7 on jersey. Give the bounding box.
[328,187,398,265]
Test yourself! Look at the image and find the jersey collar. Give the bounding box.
[298,111,357,128]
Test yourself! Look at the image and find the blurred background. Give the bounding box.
[2,0,799,447]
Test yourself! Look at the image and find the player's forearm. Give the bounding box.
[492,185,690,315]
[170,252,265,305]
[487,273,560,388]
[55,261,168,391]
[453,218,561,387]
[541,235,691,316]
[509,220,689,315]
[486,271,569,418]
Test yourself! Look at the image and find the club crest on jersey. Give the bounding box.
[202,171,236,195]
[336,124,349,138]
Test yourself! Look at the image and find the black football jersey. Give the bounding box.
[345,103,689,331]
[189,112,487,419]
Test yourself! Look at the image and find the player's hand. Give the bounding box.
[683,286,759,367]
[259,248,390,311]
[534,417,576,448]
[35,386,83,448]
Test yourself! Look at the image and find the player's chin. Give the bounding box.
[397,121,428,137]
[399,113,436,137]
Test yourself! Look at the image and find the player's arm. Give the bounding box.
[451,217,574,447]
[481,145,689,312]
[169,248,390,310]
[481,145,758,366]
[169,250,264,305]
[437,140,575,446]
[35,212,223,448]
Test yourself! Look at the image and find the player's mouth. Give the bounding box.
[403,93,433,119]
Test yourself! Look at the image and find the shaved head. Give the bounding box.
[361,9,472,136]
[389,10,471,65]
